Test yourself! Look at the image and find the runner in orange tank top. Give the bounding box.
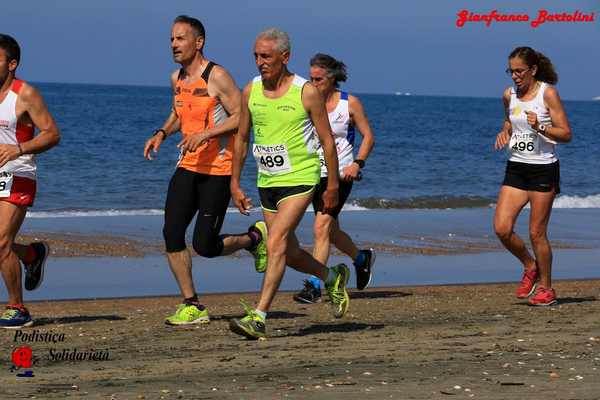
[143,16,268,327]
[175,64,233,175]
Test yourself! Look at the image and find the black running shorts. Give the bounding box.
[312,177,353,219]
[258,185,315,213]
[502,160,560,194]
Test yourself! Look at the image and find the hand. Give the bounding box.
[494,130,510,150]
[144,134,164,160]
[321,187,339,215]
[0,144,22,168]
[231,185,253,216]
[177,132,209,155]
[525,111,539,131]
[342,163,361,181]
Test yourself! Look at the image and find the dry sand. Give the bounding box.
[2,280,600,399]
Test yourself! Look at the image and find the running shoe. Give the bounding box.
[516,267,538,299]
[24,242,50,291]
[325,264,350,318]
[248,221,268,273]
[529,286,558,306]
[165,304,210,326]
[293,280,322,304]
[0,306,33,329]
[229,301,266,340]
[354,248,376,290]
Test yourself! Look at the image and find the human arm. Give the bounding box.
[144,71,181,160]
[302,83,338,213]
[342,94,375,181]
[494,87,512,150]
[230,83,253,216]
[524,86,572,143]
[0,83,60,168]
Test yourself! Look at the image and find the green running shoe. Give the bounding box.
[165,304,209,326]
[325,264,350,318]
[248,221,268,273]
[229,301,266,340]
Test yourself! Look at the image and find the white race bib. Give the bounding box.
[0,171,13,197]
[510,132,539,154]
[253,144,292,174]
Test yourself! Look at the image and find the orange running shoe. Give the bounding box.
[528,286,557,306]
[516,268,538,299]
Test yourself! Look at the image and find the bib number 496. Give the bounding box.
[512,141,535,152]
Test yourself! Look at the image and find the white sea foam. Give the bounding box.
[26,202,369,218]
[553,194,600,209]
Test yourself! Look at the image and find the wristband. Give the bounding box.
[353,159,365,169]
[153,129,167,140]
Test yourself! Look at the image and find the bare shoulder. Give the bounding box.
[301,81,320,100]
[348,94,363,108]
[543,85,560,100]
[502,86,512,100]
[17,82,43,105]
[241,81,253,96]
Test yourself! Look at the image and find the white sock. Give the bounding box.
[254,309,267,320]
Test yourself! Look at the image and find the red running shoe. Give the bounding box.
[528,286,557,306]
[515,268,538,299]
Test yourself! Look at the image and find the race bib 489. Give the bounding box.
[253,144,292,174]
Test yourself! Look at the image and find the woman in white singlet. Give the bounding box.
[293,54,375,304]
[494,47,572,306]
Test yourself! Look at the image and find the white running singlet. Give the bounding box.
[0,79,36,180]
[508,82,557,164]
[318,91,355,177]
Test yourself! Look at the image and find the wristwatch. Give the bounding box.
[538,124,547,133]
[353,159,365,169]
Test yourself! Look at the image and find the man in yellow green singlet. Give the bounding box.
[229,28,350,339]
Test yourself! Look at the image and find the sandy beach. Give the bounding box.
[2,280,600,399]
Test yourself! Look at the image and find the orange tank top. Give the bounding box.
[174,62,233,175]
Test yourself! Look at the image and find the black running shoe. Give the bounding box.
[293,280,322,304]
[24,242,49,291]
[354,249,375,290]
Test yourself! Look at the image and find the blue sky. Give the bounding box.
[4,0,599,99]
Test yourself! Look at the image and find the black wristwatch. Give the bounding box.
[154,128,167,140]
[353,159,365,169]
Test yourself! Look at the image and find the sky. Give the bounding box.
[4,0,600,99]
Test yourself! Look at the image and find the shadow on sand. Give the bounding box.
[34,315,126,326]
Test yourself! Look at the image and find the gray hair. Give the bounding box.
[256,28,291,53]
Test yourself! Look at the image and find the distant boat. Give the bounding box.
[395,92,412,96]
[395,92,402,95]
[593,96,600,101]
[404,92,411,96]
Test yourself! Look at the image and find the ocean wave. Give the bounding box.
[351,196,495,209]
[552,194,600,209]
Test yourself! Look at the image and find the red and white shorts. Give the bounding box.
[0,176,36,207]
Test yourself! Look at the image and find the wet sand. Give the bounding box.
[2,280,600,399]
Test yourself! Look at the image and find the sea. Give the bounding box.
[27,82,600,218]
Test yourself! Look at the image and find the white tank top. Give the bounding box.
[0,79,36,180]
[508,82,557,164]
[318,91,355,177]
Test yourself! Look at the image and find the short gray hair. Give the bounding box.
[256,28,291,53]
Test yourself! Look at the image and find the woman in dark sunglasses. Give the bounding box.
[494,46,572,306]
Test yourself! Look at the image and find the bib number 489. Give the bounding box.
[260,155,285,169]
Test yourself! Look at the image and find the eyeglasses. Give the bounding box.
[310,77,325,82]
[505,68,530,76]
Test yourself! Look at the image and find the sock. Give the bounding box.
[309,275,321,290]
[254,309,267,321]
[353,250,367,267]
[184,295,202,308]
[23,245,37,265]
[246,228,262,250]
[7,303,27,312]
